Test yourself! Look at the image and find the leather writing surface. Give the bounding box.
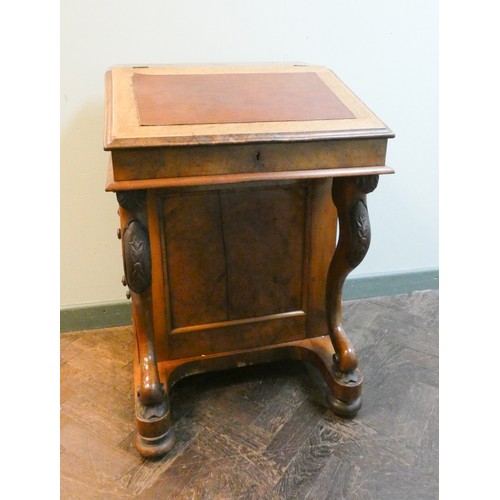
[132,72,355,126]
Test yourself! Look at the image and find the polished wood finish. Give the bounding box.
[117,191,174,456]
[61,291,438,498]
[155,336,362,421]
[106,161,394,191]
[104,63,394,457]
[104,64,394,148]
[149,179,333,361]
[109,138,388,182]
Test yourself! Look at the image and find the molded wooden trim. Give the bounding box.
[106,164,395,191]
[104,64,395,150]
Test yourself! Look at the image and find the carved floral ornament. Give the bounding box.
[122,219,152,294]
[347,199,371,268]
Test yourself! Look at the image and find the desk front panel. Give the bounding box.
[148,178,336,360]
[111,139,388,182]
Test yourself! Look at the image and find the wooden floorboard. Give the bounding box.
[60,290,438,499]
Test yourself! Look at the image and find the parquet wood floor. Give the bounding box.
[60,290,438,499]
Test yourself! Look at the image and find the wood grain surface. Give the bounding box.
[104,64,394,149]
[61,290,438,499]
[109,139,388,183]
[150,179,336,361]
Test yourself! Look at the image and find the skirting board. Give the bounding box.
[60,268,438,333]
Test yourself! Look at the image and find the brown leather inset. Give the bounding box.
[132,72,355,126]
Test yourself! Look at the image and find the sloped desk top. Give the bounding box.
[104,64,393,149]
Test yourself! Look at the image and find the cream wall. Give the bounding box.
[61,0,438,307]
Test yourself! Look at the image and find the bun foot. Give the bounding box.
[134,427,175,458]
[328,395,362,418]
[328,364,363,418]
[134,406,175,458]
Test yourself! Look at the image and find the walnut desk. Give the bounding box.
[104,64,394,457]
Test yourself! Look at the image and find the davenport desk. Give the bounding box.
[104,64,394,457]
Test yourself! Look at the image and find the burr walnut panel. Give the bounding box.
[110,139,388,182]
[161,191,228,329]
[160,184,308,330]
[220,184,307,320]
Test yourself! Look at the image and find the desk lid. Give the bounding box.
[104,64,393,149]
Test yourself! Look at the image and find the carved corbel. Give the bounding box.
[324,174,379,416]
[117,190,174,456]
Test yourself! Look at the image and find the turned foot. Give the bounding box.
[327,357,363,418]
[328,395,362,418]
[134,370,175,458]
[134,416,175,458]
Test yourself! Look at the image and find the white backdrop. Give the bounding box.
[60,0,438,307]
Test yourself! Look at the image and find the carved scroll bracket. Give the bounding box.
[115,189,174,455]
[326,174,379,377]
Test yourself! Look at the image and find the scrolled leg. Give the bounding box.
[118,191,175,457]
[325,175,379,417]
